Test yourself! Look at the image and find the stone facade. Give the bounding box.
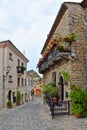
[26,70,41,100]
[0,40,29,108]
[38,0,87,100]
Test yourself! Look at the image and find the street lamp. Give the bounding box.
[3,65,11,108]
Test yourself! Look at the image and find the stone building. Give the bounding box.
[0,40,29,108]
[27,70,41,88]
[26,70,41,99]
[38,0,87,100]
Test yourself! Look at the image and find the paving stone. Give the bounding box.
[0,97,86,130]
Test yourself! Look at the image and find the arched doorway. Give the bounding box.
[58,76,64,100]
[22,94,23,104]
[13,92,16,103]
[8,90,12,101]
[25,93,27,102]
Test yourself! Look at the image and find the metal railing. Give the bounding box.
[45,94,71,119]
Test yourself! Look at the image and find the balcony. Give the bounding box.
[16,66,26,76]
[39,49,71,74]
[53,49,71,62]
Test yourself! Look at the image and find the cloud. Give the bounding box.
[0,0,81,72]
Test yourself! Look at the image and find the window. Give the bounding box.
[21,63,26,74]
[25,79,26,86]
[31,80,33,86]
[22,78,24,86]
[52,72,56,82]
[21,63,24,67]
[28,79,30,86]
[17,59,20,66]
[8,75,13,83]
[9,52,13,61]
[17,77,20,87]
[65,92,68,98]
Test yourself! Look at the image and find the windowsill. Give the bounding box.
[8,81,13,83]
[9,58,13,61]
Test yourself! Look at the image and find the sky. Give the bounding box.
[0,0,81,74]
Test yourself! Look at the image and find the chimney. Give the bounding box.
[81,0,87,8]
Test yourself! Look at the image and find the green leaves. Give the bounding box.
[16,90,22,103]
[69,89,87,115]
[7,100,13,108]
[42,83,58,97]
[62,71,70,82]
[71,103,84,115]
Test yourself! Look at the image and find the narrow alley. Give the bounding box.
[0,97,87,130]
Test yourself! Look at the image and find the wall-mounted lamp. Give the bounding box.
[5,65,11,77]
[71,52,77,59]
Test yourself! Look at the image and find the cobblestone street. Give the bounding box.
[0,97,87,130]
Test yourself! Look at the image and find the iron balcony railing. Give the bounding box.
[16,66,26,75]
[39,49,71,73]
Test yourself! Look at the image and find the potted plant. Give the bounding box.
[69,33,77,41]
[50,86,59,100]
[69,89,87,118]
[42,83,59,103]
[64,33,77,42]
[16,90,22,105]
[71,103,84,118]
[58,46,65,52]
[7,100,13,108]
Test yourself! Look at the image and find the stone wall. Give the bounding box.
[43,3,87,100]
[54,9,70,36]
[84,8,87,89]
[68,4,86,89]
[43,60,71,99]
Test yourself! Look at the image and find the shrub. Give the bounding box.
[69,89,87,116]
[42,83,58,97]
[7,100,13,108]
[16,90,22,105]
[71,103,84,115]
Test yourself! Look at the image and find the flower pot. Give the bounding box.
[64,38,72,42]
[52,97,57,102]
[74,114,82,118]
[7,106,13,109]
[16,102,20,106]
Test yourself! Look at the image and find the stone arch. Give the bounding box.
[25,93,27,102]
[8,90,12,101]
[12,92,16,103]
[22,94,24,104]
